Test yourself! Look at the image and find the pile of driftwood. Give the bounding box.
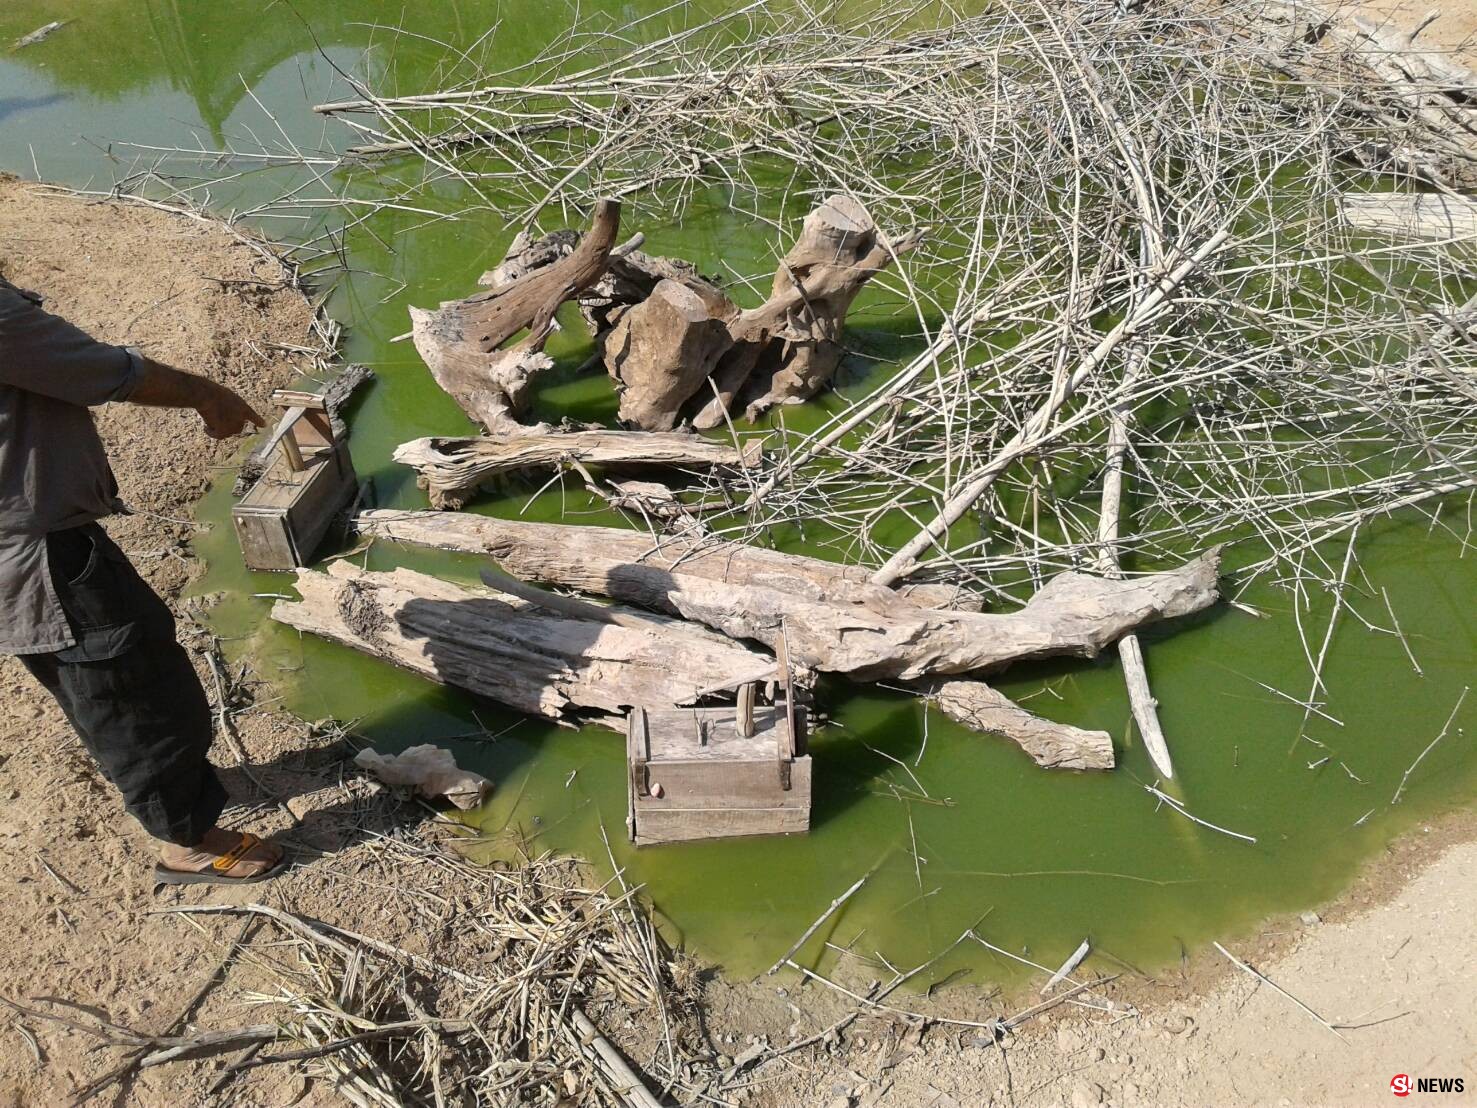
[273,509,1221,769]
[397,192,915,510]
[226,0,1476,783]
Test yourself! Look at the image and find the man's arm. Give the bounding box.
[0,282,262,438]
[128,356,264,440]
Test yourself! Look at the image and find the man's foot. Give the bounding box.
[155,828,287,885]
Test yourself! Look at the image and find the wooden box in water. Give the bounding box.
[626,700,811,846]
[232,390,358,571]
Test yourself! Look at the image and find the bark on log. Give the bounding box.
[607,280,734,430]
[354,508,1221,681]
[393,432,764,510]
[480,229,728,338]
[410,201,621,430]
[922,680,1115,770]
[356,509,978,612]
[270,562,780,728]
[1340,192,1477,240]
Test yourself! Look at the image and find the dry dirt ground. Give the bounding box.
[0,147,1474,1106]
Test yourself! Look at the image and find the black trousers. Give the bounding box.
[17,523,226,846]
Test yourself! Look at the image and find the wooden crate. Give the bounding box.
[232,391,358,571]
[626,701,811,846]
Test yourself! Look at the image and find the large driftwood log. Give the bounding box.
[394,433,764,510]
[271,562,780,728]
[481,230,725,337]
[606,280,734,430]
[712,195,923,425]
[1340,192,1477,240]
[597,195,918,431]
[354,509,1221,681]
[356,509,978,612]
[410,201,621,430]
[921,681,1115,771]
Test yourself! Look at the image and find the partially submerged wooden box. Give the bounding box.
[626,698,812,846]
[232,389,358,571]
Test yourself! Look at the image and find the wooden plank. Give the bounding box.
[633,804,809,845]
[638,757,812,808]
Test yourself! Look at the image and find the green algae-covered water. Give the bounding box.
[3,1,1474,988]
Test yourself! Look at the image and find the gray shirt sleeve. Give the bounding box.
[0,283,138,407]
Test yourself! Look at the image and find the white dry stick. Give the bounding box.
[872,228,1232,586]
[766,867,875,975]
[1096,230,1174,779]
[1041,938,1092,996]
[1145,785,1258,844]
[1212,941,1349,1043]
[1391,686,1469,805]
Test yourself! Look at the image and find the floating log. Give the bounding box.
[410,201,621,430]
[356,509,978,613]
[394,432,764,510]
[352,510,1200,768]
[923,680,1114,771]
[1340,192,1477,240]
[271,562,781,728]
[712,195,923,424]
[354,509,1221,681]
[606,280,733,430]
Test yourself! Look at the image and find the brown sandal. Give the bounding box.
[154,832,287,886]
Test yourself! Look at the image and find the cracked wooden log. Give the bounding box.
[354,509,1220,681]
[393,432,764,510]
[921,680,1115,770]
[711,195,923,425]
[410,200,621,430]
[270,561,780,728]
[607,280,735,430]
[1340,193,1477,240]
[356,509,979,612]
[481,228,727,338]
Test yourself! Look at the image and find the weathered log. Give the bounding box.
[393,432,764,510]
[410,201,621,430]
[922,680,1114,770]
[270,562,780,728]
[723,195,922,424]
[1340,192,1477,240]
[480,229,728,337]
[607,280,735,431]
[355,509,978,612]
[354,509,1221,681]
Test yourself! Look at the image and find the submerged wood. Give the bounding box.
[718,195,923,424]
[354,509,1221,681]
[410,201,621,430]
[394,433,763,510]
[356,509,978,612]
[270,562,777,728]
[923,680,1114,770]
[607,280,733,430]
[1340,193,1477,240]
[585,195,919,430]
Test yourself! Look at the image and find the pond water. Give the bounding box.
[2,1,1473,987]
